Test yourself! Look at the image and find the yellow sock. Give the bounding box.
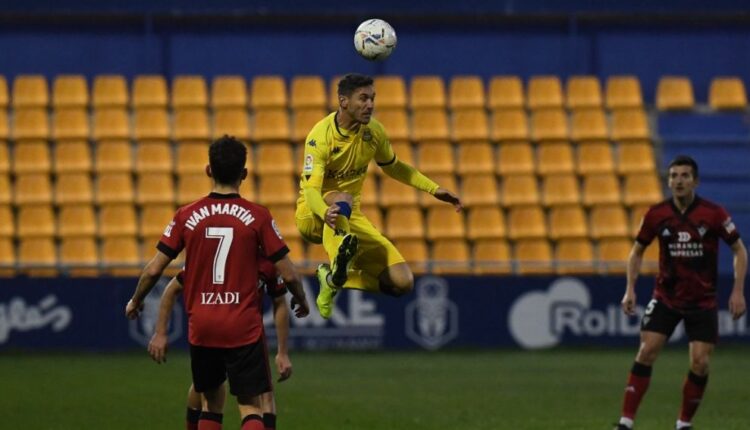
[322,215,351,265]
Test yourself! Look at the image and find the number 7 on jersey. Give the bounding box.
[205,227,234,284]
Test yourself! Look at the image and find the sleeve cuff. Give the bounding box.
[157,241,179,260]
[377,154,397,167]
[269,286,288,298]
[635,237,651,247]
[267,246,290,263]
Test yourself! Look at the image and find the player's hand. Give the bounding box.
[276,353,293,382]
[125,298,144,320]
[433,188,463,212]
[324,204,340,229]
[148,332,169,364]
[290,295,310,318]
[729,290,746,320]
[621,289,637,316]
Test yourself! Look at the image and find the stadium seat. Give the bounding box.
[213,109,251,141]
[54,141,92,174]
[416,141,454,175]
[629,204,651,237]
[257,174,297,206]
[254,109,291,142]
[55,173,93,206]
[359,177,378,207]
[374,75,407,109]
[508,206,547,240]
[461,174,500,207]
[385,207,424,239]
[14,174,52,205]
[466,206,506,240]
[60,237,99,276]
[590,205,630,239]
[95,141,132,174]
[58,205,97,237]
[0,76,7,108]
[96,173,134,205]
[17,205,56,238]
[239,174,256,201]
[139,204,174,238]
[290,75,326,110]
[137,173,174,205]
[527,76,563,110]
[0,236,14,276]
[0,143,7,174]
[566,76,602,110]
[132,75,168,108]
[617,142,655,174]
[531,109,569,143]
[176,174,211,205]
[13,141,51,174]
[102,237,141,276]
[488,76,524,110]
[173,108,211,142]
[419,173,456,207]
[457,142,494,175]
[211,76,247,109]
[174,143,206,175]
[0,175,10,205]
[250,76,287,109]
[0,205,13,237]
[171,75,208,108]
[473,239,512,274]
[577,142,615,175]
[605,76,643,110]
[709,76,747,110]
[541,174,580,206]
[359,204,383,231]
[515,239,553,275]
[99,204,138,237]
[256,144,295,176]
[623,173,662,206]
[449,75,485,110]
[570,109,608,142]
[452,109,489,142]
[598,237,632,274]
[582,173,621,206]
[12,75,48,108]
[135,142,172,174]
[410,76,446,110]
[0,110,8,142]
[134,108,170,141]
[548,206,588,239]
[656,76,695,111]
[496,142,534,175]
[93,108,130,141]
[283,237,305,268]
[491,109,529,142]
[293,108,327,142]
[411,109,449,142]
[555,238,595,274]
[266,204,300,240]
[502,174,540,206]
[370,109,407,143]
[19,237,57,277]
[376,178,417,207]
[611,109,649,142]
[327,75,344,110]
[93,75,128,108]
[537,143,575,176]
[431,239,470,274]
[52,75,88,109]
[305,242,330,269]
[426,207,465,240]
[12,108,49,141]
[393,239,429,274]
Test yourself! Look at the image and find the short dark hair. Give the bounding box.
[338,73,374,97]
[668,155,699,178]
[209,135,247,185]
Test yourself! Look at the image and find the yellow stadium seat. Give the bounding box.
[256,144,295,175]
[452,109,489,143]
[54,141,92,174]
[582,173,621,206]
[55,173,93,206]
[709,77,747,111]
[467,206,506,240]
[93,75,128,108]
[0,237,15,276]
[96,173,134,205]
[496,142,534,176]
[173,108,211,142]
[60,237,99,277]
[488,76,524,110]
[385,207,424,239]
[537,143,575,176]
[611,109,649,142]
[213,109,251,141]
[410,76,446,110]
[175,143,208,175]
[457,142,494,175]
[508,206,547,240]
[265,204,299,240]
[239,174,256,201]
[548,206,587,239]
[102,237,141,276]
[380,178,419,207]
[393,239,428,275]
[254,109,290,142]
[542,174,580,206]
[515,239,553,275]
[257,174,296,206]
[374,76,407,109]
[12,75,48,108]
[491,109,529,142]
[52,109,89,142]
[0,76,7,108]
[52,75,88,109]
[58,205,97,237]
[135,142,172,174]
[0,205,13,237]
[375,109,409,143]
[623,173,663,206]
[577,142,614,175]
[630,204,651,237]
[502,174,539,206]
[13,141,51,174]
[14,173,52,205]
[605,76,643,110]
[17,205,55,238]
[391,141,414,166]
[642,241,659,275]
[293,108,327,143]
[0,143,7,174]
[527,76,563,110]
[93,108,129,141]
[598,237,632,274]
[473,239,512,275]
[359,177,378,207]
[419,173,456,208]
[590,205,629,239]
[134,108,169,141]
[416,141,454,175]
[0,110,8,141]
[12,109,49,141]
[656,76,694,111]
[617,142,656,174]
[412,109,449,142]
[461,174,500,207]
[99,204,138,237]
[571,109,608,142]
[432,239,470,274]
[132,75,168,108]
[211,76,247,109]
[171,75,208,109]
[19,237,57,277]
[327,75,344,110]
[290,76,326,110]
[0,176,10,205]
[426,207,465,240]
[137,173,174,206]
[139,204,174,238]
[95,141,132,174]
[283,237,305,268]
[566,76,602,110]
[250,76,287,109]
[556,238,595,275]
[531,109,568,143]
[359,204,383,231]
[449,76,485,110]
[176,173,211,205]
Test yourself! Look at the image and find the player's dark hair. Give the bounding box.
[338,73,374,97]
[209,135,247,185]
[668,155,699,178]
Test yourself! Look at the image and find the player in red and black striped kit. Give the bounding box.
[614,156,747,430]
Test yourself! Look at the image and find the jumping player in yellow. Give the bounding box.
[296,73,463,318]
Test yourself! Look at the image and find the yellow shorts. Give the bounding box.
[295,200,405,276]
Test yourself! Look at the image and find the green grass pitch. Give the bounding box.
[2,347,749,429]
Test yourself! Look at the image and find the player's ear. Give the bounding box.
[205,164,213,178]
[339,95,348,109]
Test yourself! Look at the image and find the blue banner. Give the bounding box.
[0,276,747,351]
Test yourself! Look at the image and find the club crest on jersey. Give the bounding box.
[362,128,372,142]
[303,154,314,173]
[697,225,707,238]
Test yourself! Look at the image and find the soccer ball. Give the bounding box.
[354,19,397,61]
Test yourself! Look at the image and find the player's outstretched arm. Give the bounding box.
[380,159,462,210]
[148,275,184,364]
[274,256,309,318]
[272,295,292,382]
[125,251,173,319]
[729,238,747,320]
[622,242,646,316]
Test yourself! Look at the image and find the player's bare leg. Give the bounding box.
[186,384,202,430]
[616,331,667,429]
[199,384,227,430]
[378,262,414,296]
[237,394,265,430]
[260,391,277,430]
[675,341,713,429]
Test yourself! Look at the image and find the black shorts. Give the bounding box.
[641,299,718,344]
[190,339,272,397]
